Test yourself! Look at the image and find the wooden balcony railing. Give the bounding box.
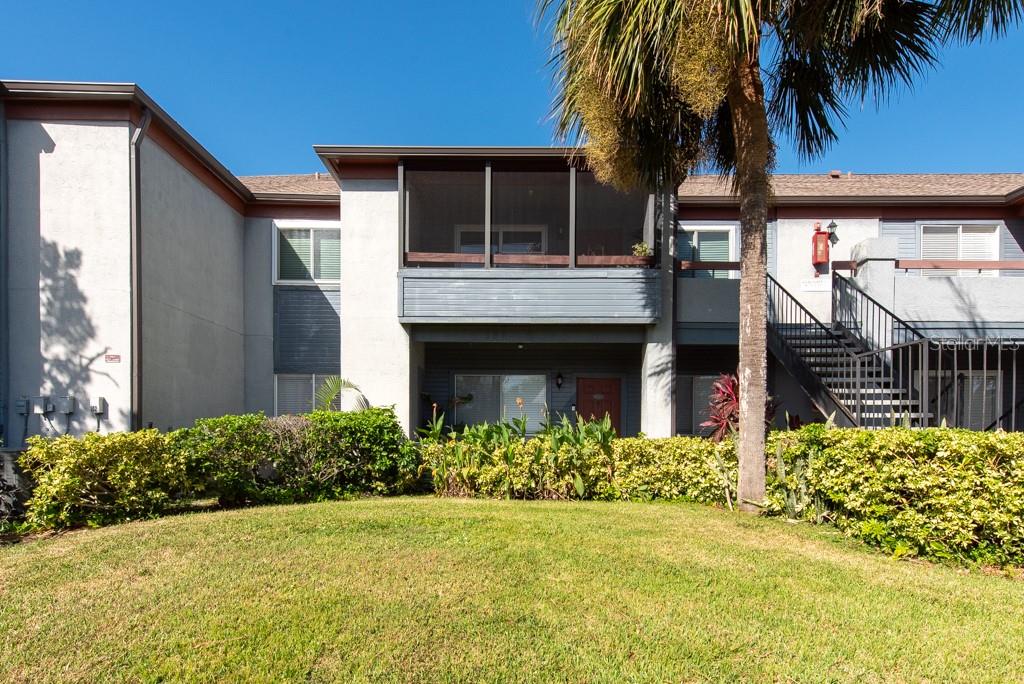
[404,252,655,267]
[675,259,740,271]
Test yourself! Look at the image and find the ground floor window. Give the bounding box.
[453,374,547,432]
[274,374,339,416]
[924,370,1001,430]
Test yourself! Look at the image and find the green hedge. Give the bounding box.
[423,425,1024,566]
[18,407,419,530]
[768,425,1024,566]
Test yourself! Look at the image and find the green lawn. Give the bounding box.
[2,498,1023,683]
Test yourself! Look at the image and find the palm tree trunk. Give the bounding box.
[727,53,772,512]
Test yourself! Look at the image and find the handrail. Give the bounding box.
[767,274,858,425]
[769,275,857,357]
[832,271,927,349]
[852,338,927,360]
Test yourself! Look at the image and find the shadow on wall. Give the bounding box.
[11,240,127,446]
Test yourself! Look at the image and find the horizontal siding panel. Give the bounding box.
[274,286,341,374]
[880,221,918,277]
[1002,220,1024,277]
[400,271,660,322]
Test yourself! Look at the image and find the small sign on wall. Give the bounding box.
[799,278,830,292]
[104,354,121,364]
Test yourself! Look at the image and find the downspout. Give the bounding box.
[129,108,152,430]
[0,96,8,446]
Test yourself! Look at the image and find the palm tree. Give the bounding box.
[540,0,1021,511]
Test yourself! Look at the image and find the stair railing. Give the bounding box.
[767,274,858,425]
[832,271,926,349]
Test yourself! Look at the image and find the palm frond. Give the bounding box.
[314,376,366,412]
[936,0,1024,41]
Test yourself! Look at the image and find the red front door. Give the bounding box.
[576,377,622,434]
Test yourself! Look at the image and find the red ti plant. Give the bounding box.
[700,373,776,442]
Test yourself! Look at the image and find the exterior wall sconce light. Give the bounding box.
[826,220,839,245]
[555,373,564,388]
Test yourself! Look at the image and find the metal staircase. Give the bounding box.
[767,273,930,428]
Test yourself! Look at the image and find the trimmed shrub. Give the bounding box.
[769,426,1024,566]
[19,430,191,529]
[17,407,420,530]
[169,412,272,506]
[177,408,420,505]
[423,423,1024,565]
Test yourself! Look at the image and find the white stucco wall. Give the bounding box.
[339,178,416,433]
[139,137,245,429]
[6,120,132,445]
[775,217,879,321]
[243,217,275,415]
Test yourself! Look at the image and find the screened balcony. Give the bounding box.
[401,161,654,268]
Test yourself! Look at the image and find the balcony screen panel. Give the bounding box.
[454,375,502,427]
[491,170,569,263]
[406,169,486,254]
[279,229,313,280]
[314,230,341,280]
[575,171,647,258]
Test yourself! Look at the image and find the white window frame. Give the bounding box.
[919,222,1001,277]
[677,221,740,279]
[272,219,343,285]
[452,372,549,433]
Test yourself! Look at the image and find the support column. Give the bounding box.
[339,175,417,435]
[641,189,676,437]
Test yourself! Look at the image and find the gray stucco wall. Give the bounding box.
[422,343,642,436]
[243,217,275,414]
[139,138,245,430]
[6,120,133,446]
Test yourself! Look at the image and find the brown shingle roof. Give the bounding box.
[679,173,1024,203]
[239,173,339,198]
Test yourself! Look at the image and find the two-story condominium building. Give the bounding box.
[1,80,1022,451]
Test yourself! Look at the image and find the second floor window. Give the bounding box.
[921,223,999,277]
[276,223,341,283]
[678,225,737,279]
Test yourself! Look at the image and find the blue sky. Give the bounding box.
[3,0,1021,176]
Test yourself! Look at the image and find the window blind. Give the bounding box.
[960,225,998,276]
[276,374,313,415]
[692,375,717,437]
[279,229,313,280]
[454,375,502,426]
[697,231,731,279]
[314,230,341,280]
[921,225,958,277]
[500,375,547,432]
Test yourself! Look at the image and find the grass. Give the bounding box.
[2,498,1023,683]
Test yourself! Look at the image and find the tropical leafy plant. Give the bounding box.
[700,373,776,442]
[314,376,367,412]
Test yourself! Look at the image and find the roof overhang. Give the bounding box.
[2,80,253,203]
[677,194,1016,207]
